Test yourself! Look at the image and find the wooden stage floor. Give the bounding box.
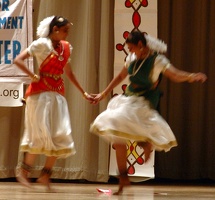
[0,180,215,200]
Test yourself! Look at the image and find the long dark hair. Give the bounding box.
[49,16,69,35]
[125,29,147,46]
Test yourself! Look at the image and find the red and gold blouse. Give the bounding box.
[25,40,71,97]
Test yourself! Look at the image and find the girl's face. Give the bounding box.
[126,41,148,59]
[127,43,139,54]
[53,23,70,40]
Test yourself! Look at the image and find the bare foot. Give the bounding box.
[16,169,31,188]
[113,175,130,195]
[36,175,51,191]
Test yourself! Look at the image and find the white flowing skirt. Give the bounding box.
[20,92,76,159]
[90,95,177,152]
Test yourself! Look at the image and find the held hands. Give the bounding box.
[90,92,106,104]
[83,92,94,102]
[83,92,106,104]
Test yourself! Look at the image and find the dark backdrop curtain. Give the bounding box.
[156,0,215,180]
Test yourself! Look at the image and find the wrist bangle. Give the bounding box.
[31,74,39,81]
[101,92,106,98]
[83,92,88,98]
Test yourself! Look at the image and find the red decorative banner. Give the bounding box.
[109,0,157,181]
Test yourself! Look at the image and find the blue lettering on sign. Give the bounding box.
[0,40,21,64]
[4,40,11,64]
[13,40,21,59]
[0,16,24,29]
[0,0,10,11]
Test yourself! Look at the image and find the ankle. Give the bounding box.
[21,162,32,174]
[16,162,32,187]
[40,167,52,177]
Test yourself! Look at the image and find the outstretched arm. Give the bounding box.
[64,63,93,101]
[163,64,207,83]
[92,66,128,103]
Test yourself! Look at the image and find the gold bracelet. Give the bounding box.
[83,92,88,98]
[101,92,106,98]
[31,74,39,81]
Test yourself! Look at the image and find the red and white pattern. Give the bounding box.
[109,0,157,181]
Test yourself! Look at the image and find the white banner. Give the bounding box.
[0,79,23,107]
[0,0,33,106]
[110,0,157,182]
[113,0,158,94]
[0,0,33,77]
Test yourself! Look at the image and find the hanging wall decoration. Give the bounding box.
[110,0,157,182]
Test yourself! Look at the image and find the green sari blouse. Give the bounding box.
[125,53,162,109]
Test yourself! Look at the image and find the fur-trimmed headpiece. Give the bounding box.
[36,16,55,38]
[144,33,167,53]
